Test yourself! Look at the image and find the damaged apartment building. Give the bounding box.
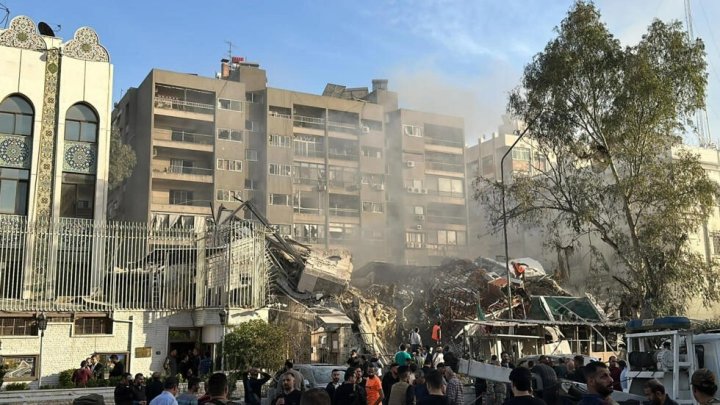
[111,57,470,267]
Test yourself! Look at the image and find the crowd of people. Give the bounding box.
[71,353,127,386]
[112,371,234,405]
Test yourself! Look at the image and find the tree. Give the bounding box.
[108,127,136,190]
[224,319,289,372]
[476,1,720,317]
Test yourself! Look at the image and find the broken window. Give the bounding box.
[292,223,325,243]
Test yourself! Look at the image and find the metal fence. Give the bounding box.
[0,216,270,312]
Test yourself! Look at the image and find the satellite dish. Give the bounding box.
[38,22,55,37]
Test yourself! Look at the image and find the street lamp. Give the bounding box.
[500,118,537,320]
[218,309,227,371]
[36,313,47,387]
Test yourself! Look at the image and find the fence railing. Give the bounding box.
[0,216,269,312]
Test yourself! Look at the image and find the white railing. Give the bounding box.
[0,216,269,311]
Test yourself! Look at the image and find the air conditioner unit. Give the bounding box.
[416,224,423,230]
[406,161,416,168]
[408,242,415,248]
[318,184,327,191]
[417,242,423,248]
[361,126,370,133]
[412,188,420,193]
[374,184,385,191]
[152,147,158,157]
[406,187,414,192]
[421,189,428,194]
[415,214,425,221]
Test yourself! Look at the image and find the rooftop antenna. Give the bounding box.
[224,40,235,61]
[0,2,9,29]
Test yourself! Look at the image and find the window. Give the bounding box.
[0,317,37,336]
[438,178,464,197]
[60,173,95,218]
[0,95,33,136]
[403,124,423,137]
[269,134,292,148]
[329,223,358,241]
[293,223,325,243]
[74,317,113,335]
[269,163,291,176]
[2,356,38,380]
[169,190,193,205]
[246,92,262,103]
[217,128,243,142]
[404,179,424,190]
[245,120,258,132]
[217,159,242,172]
[405,232,425,247]
[64,104,98,143]
[216,189,242,202]
[245,149,258,161]
[269,193,291,206]
[0,168,29,215]
[361,146,382,158]
[362,201,384,213]
[533,151,547,172]
[245,179,258,190]
[218,98,242,111]
[413,206,424,215]
[435,230,466,246]
[512,148,531,161]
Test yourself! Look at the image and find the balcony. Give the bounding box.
[294,115,325,131]
[154,97,214,121]
[151,199,211,215]
[426,161,464,173]
[152,165,213,183]
[328,150,359,161]
[425,137,464,149]
[293,207,324,216]
[426,215,467,225]
[154,129,214,152]
[329,208,359,217]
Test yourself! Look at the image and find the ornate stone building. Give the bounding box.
[0,15,113,222]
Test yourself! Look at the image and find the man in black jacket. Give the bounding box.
[113,373,134,405]
[244,367,272,405]
[333,368,364,405]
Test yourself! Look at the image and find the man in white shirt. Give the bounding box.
[150,376,179,405]
[410,327,423,353]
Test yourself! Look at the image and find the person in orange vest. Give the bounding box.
[431,321,441,345]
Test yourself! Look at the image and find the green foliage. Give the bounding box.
[0,362,6,386]
[477,1,720,317]
[58,368,75,388]
[224,319,288,372]
[108,126,137,190]
[5,382,29,390]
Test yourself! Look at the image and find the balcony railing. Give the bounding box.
[154,97,214,115]
[158,129,214,145]
[294,115,325,126]
[426,161,465,173]
[294,149,326,159]
[426,189,465,199]
[329,208,359,217]
[269,111,292,119]
[426,215,467,225]
[0,216,269,311]
[293,207,323,215]
[328,151,359,161]
[425,137,464,148]
[166,166,213,176]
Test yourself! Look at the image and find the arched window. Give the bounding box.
[64,104,98,143]
[61,103,98,219]
[0,95,34,216]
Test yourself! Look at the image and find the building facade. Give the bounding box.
[0,16,271,387]
[113,61,470,266]
[0,15,112,222]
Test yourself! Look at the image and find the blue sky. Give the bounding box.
[5,0,720,144]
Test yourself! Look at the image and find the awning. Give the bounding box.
[318,314,354,325]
